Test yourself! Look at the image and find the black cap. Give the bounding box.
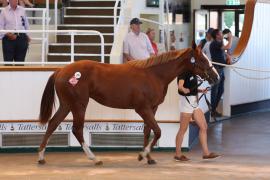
[207,28,214,34]
[130,18,142,25]
[222,28,231,35]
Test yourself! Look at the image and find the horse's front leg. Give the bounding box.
[136,108,161,165]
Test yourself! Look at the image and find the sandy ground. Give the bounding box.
[0,111,270,180]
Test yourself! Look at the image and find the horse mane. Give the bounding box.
[127,48,190,69]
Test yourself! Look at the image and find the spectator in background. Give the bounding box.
[210,29,232,120]
[123,18,155,62]
[201,28,214,60]
[170,30,176,50]
[1,0,34,7]
[222,29,239,64]
[0,0,8,6]
[146,28,158,55]
[199,28,214,50]
[0,0,31,64]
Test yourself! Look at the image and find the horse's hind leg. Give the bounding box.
[38,106,69,164]
[71,103,103,166]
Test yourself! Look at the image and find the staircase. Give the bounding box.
[48,0,120,63]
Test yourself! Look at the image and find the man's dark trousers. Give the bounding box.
[2,34,28,64]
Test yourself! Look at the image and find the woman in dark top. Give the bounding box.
[174,72,220,161]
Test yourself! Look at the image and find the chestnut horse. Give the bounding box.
[38,42,219,165]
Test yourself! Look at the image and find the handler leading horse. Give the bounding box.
[38,42,219,165]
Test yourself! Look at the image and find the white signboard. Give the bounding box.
[0,122,144,133]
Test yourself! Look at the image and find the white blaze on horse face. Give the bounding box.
[190,57,196,64]
[202,52,213,67]
[82,143,100,162]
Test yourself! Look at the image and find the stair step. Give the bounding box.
[70,1,119,7]
[64,15,117,18]
[65,7,118,9]
[50,43,113,46]
[66,8,120,16]
[49,45,112,54]
[70,0,116,1]
[58,25,114,33]
[47,54,110,63]
[57,34,114,43]
[64,17,118,24]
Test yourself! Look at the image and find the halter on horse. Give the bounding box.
[38,41,219,165]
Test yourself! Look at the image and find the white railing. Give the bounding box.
[0,7,50,62]
[0,30,105,65]
[162,0,170,52]
[54,0,59,31]
[114,0,127,36]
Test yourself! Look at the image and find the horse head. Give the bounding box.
[183,41,220,85]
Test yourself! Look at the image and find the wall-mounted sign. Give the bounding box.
[146,0,159,8]
[226,0,240,5]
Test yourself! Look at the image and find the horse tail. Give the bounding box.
[39,71,59,125]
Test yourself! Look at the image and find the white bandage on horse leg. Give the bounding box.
[141,139,154,157]
[82,143,100,162]
[38,149,45,161]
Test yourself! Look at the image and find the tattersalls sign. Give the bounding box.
[0,122,144,133]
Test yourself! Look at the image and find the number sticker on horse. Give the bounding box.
[69,76,78,86]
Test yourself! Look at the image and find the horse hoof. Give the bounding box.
[147,159,157,165]
[95,160,103,166]
[138,154,144,161]
[38,159,46,165]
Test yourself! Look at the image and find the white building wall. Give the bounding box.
[223,2,270,116]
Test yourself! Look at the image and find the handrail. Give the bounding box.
[165,0,170,52]
[231,0,256,61]
[0,7,50,21]
[114,0,127,37]
[0,7,49,62]
[55,0,58,31]
[0,30,105,65]
[114,0,120,36]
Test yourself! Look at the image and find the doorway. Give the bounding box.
[194,5,245,42]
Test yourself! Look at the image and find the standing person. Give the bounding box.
[0,0,31,65]
[174,71,220,161]
[199,27,214,50]
[1,0,34,7]
[201,28,214,60]
[0,0,8,6]
[146,28,158,55]
[222,29,239,64]
[210,29,232,119]
[123,18,155,62]
[170,30,176,50]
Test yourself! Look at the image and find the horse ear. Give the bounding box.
[192,40,197,50]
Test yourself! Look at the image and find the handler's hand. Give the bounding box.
[6,33,17,41]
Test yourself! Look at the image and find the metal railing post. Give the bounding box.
[41,10,46,64]
[165,0,170,52]
[55,0,58,31]
[70,32,75,63]
[99,32,105,63]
